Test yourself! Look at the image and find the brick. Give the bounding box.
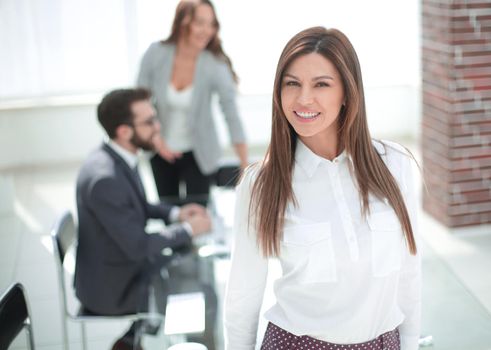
[450,122,491,136]
[450,166,491,182]
[452,111,491,124]
[422,141,450,162]
[452,38,491,45]
[423,4,453,17]
[451,133,491,147]
[423,157,452,183]
[450,25,491,34]
[457,65,491,77]
[423,123,453,146]
[450,178,491,192]
[423,102,453,119]
[449,201,491,215]
[449,189,491,205]
[450,155,491,170]
[452,8,491,17]
[455,54,491,66]
[449,121,491,132]
[452,19,491,29]
[453,100,488,113]
[423,113,452,131]
[450,89,491,101]
[451,1,491,8]
[449,212,491,226]
[424,93,454,113]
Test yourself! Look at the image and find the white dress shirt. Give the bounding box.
[224,139,421,350]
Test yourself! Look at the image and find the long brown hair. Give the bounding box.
[163,0,238,82]
[250,27,417,257]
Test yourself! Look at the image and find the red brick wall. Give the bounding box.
[422,0,491,227]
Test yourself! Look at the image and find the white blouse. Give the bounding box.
[224,139,421,350]
[164,84,194,152]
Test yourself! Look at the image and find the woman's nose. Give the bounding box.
[297,87,314,105]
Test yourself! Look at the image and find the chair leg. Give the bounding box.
[25,322,35,350]
[81,323,88,350]
[60,314,70,350]
[134,322,143,350]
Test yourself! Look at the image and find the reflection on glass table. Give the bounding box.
[154,190,234,350]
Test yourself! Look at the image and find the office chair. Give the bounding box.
[51,210,162,350]
[0,283,35,350]
[214,162,241,188]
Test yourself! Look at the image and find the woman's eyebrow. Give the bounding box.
[283,73,334,81]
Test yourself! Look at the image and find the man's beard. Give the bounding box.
[130,132,155,151]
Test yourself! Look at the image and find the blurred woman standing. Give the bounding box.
[137,0,247,205]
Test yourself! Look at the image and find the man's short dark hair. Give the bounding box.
[97,88,152,139]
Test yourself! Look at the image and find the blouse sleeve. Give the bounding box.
[398,153,422,350]
[213,60,246,144]
[224,167,269,350]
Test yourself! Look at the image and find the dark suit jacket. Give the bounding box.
[74,144,191,315]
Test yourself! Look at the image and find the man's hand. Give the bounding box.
[179,203,210,237]
[179,203,207,221]
[186,213,212,236]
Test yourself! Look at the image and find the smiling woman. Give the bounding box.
[225,27,421,350]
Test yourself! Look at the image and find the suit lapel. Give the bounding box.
[102,144,148,207]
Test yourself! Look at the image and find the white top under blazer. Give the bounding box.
[224,139,421,350]
[165,84,194,152]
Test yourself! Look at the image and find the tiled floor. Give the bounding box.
[1,144,491,350]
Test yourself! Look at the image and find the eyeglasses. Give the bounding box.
[132,115,159,128]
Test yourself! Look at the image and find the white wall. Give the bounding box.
[0,102,103,168]
[0,0,421,169]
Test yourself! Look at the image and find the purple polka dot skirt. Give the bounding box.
[260,323,400,350]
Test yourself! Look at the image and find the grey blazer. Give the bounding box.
[74,144,191,315]
[137,42,246,175]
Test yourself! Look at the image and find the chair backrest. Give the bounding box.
[51,211,77,317]
[214,163,241,188]
[0,283,35,350]
[51,211,77,263]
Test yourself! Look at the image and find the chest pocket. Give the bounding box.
[282,222,337,284]
[368,209,404,277]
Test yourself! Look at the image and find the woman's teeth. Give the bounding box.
[295,111,320,119]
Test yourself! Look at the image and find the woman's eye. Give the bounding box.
[284,81,300,87]
[316,81,330,87]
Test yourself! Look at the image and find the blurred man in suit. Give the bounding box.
[74,88,211,350]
